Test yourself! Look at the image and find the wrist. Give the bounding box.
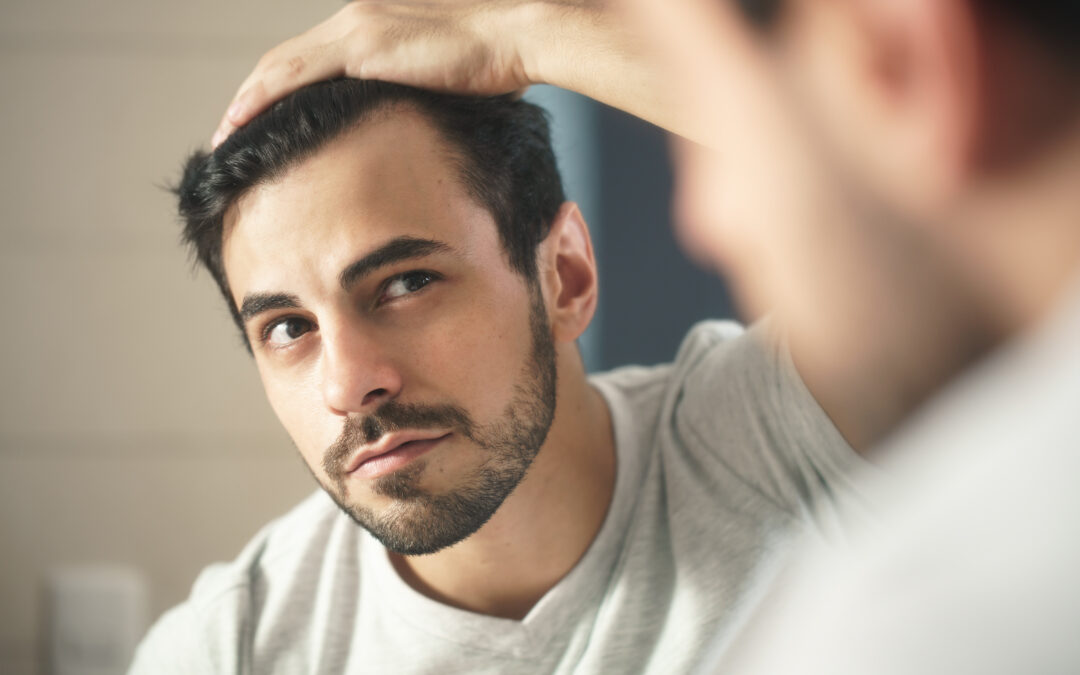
[506,0,582,87]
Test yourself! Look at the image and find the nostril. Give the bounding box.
[363,388,389,405]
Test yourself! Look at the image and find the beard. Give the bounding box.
[315,286,557,556]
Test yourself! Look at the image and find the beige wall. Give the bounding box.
[0,1,341,672]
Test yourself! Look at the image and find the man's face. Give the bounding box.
[620,0,869,352]
[221,110,557,555]
[631,0,981,406]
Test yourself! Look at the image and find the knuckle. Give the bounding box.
[283,54,307,77]
[342,54,365,79]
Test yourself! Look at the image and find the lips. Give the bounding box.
[344,431,452,478]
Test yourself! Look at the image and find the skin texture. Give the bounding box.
[222,108,615,619]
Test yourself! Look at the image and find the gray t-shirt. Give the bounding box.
[130,321,867,674]
[712,281,1080,675]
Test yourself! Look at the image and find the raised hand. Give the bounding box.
[213,0,556,146]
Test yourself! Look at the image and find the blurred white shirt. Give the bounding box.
[712,278,1080,675]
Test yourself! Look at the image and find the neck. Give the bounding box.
[956,113,1080,334]
[389,345,616,619]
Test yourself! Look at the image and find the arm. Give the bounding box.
[212,0,673,147]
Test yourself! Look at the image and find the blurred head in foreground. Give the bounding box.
[173,80,600,556]
[635,0,1080,444]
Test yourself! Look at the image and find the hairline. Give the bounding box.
[221,102,484,250]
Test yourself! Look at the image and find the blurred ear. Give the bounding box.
[786,0,980,211]
[536,202,598,344]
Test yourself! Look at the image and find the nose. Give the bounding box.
[319,322,403,415]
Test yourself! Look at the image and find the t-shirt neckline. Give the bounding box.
[362,378,647,658]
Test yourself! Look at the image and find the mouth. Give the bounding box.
[344,431,452,480]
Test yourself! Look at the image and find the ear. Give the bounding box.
[536,202,598,344]
[788,0,981,211]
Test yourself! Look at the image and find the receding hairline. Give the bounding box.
[219,100,485,252]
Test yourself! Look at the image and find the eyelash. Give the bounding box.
[376,269,441,305]
[258,316,313,347]
[255,269,442,348]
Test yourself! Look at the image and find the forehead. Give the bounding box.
[221,109,500,297]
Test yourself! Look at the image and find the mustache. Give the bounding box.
[323,400,474,477]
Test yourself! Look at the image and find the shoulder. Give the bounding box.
[590,320,748,407]
[190,489,347,604]
[662,318,836,443]
[674,319,750,365]
[590,320,785,427]
[676,319,789,418]
[130,491,357,673]
[598,319,865,531]
[675,320,868,532]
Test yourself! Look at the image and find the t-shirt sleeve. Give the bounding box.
[128,602,216,674]
[671,320,873,537]
[127,561,253,675]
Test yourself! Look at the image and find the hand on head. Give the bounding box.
[212,0,538,147]
[211,0,678,148]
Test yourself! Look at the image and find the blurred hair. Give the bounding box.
[735,0,1079,68]
[174,79,565,342]
[985,1,1080,67]
[732,0,784,28]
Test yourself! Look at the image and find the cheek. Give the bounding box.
[407,291,535,410]
[249,280,538,462]
[259,366,333,475]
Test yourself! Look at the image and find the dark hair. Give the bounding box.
[985,1,1080,67]
[735,0,1079,67]
[732,0,784,29]
[175,78,565,339]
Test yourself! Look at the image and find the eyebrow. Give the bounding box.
[236,236,453,325]
[238,292,301,324]
[338,236,452,290]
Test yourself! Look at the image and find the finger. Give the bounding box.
[211,120,237,149]
[233,41,347,125]
[211,39,348,147]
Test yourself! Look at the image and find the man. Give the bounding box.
[130,80,863,672]
[644,2,1080,672]
[210,0,1080,671]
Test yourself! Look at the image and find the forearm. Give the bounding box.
[213,0,711,146]
[516,0,700,141]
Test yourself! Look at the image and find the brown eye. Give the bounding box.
[381,271,438,302]
[265,317,312,346]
